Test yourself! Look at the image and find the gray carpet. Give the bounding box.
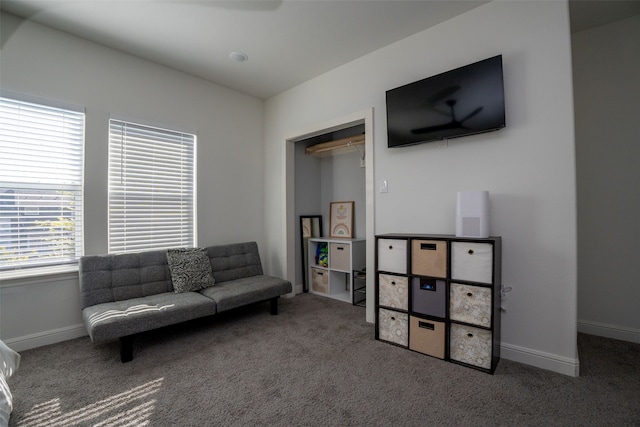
[8,294,640,426]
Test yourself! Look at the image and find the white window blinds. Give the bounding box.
[0,96,85,273]
[108,119,196,254]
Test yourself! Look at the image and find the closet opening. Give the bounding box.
[284,108,375,323]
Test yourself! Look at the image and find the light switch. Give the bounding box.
[380,180,388,193]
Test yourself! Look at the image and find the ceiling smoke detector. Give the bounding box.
[229,51,248,62]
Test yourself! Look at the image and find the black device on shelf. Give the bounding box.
[385,55,505,148]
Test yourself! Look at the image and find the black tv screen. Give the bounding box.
[386,55,505,148]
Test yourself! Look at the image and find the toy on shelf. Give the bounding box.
[315,242,328,267]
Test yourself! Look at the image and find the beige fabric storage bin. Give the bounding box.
[378,273,408,310]
[411,239,447,278]
[377,238,407,274]
[450,323,492,369]
[329,242,350,272]
[450,283,492,327]
[378,308,408,347]
[310,268,329,294]
[409,316,445,359]
[451,241,493,284]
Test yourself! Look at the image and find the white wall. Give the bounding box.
[265,1,579,375]
[294,141,322,288]
[0,12,265,349]
[573,15,640,343]
[320,154,366,240]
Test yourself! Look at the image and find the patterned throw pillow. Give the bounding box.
[167,248,215,293]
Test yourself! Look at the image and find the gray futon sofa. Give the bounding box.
[79,241,292,362]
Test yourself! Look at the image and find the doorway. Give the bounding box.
[284,108,375,323]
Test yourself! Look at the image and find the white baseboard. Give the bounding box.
[577,319,640,344]
[295,283,304,294]
[4,324,87,352]
[500,342,580,377]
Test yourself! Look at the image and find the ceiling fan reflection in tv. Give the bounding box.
[386,55,505,148]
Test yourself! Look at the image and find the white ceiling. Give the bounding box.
[2,0,639,100]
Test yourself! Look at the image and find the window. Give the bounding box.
[108,119,196,254]
[0,95,85,274]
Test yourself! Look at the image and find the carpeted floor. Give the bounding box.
[7,293,640,426]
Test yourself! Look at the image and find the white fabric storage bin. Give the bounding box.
[378,308,408,347]
[450,283,492,327]
[451,241,493,284]
[378,273,408,310]
[377,238,407,274]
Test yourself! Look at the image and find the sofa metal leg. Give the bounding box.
[120,336,134,363]
[270,297,278,315]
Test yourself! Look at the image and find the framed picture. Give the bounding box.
[329,201,354,238]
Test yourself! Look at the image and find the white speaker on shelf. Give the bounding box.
[456,191,490,238]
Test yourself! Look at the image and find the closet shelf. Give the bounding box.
[305,134,365,157]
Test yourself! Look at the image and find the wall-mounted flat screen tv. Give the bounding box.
[386,55,505,148]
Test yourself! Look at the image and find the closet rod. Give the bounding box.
[305,133,365,156]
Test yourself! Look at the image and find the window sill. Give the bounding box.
[0,264,79,287]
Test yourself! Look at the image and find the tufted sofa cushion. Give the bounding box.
[79,250,173,309]
[82,292,217,342]
[207,242,264,282]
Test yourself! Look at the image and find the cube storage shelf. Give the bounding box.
[375,233,502,374]
[308,237,366,304]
